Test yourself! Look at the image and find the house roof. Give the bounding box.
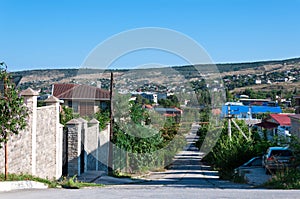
[269,114,293,126]
[52,83,110,100]
[154,107,182,115]
[256,121,279,129]
[289,114,300,120]
[221,105,282,116]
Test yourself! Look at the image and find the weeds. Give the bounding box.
[264,169,300,189]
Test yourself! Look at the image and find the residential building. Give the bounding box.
[221,104,282,119]
[266,114,293,137]
[154,107,183,117]
[52,83,110,116]
[131,92,167,104]
[238,98,273,106]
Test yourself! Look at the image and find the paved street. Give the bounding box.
[139,124,251,189]
[1,124,300,198]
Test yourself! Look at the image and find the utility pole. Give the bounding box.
[108,72,114,175]
[227,104,232,141]
[226,104,249,141]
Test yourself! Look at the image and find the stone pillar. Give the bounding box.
[66,119,82,176]
[20,88,39,176]
[45,96,62,179]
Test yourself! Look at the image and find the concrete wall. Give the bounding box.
[0,88,63,179]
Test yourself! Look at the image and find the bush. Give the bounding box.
[200,120,275,179]
[60,106,79,125]
[94,110,110,130]
[264,169,300,189]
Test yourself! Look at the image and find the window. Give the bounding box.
[68,101,78,113]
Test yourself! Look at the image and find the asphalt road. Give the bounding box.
[1,124,300,199]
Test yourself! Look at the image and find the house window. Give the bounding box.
[100,101,109,111]
[68,101,78,113]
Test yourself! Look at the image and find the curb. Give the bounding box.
[0,181,48,192]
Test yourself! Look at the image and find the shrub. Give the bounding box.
[200,120,275,179]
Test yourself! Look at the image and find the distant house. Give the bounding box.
[289,114,300,139]
[266,114,293,137]
[131,92,167,104]
[255,79,262,84]
[254,114,293,141]
[154,107,182,117]
[221,104,282,119]
[238,98,273,106]
[52,83,110,116]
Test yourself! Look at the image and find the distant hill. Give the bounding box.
[11,57,300,94]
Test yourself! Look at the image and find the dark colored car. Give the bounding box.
[234,156,262,176]
[262,147,296,174]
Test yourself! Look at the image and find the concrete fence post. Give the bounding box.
[89,118,99,171]
[44,96,62,179]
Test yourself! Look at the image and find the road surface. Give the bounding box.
[1,124,300,199]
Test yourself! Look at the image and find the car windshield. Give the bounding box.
[270,150,292,157]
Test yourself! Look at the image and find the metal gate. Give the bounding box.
[62,127,68,176]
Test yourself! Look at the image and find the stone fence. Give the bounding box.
[65,118,110,176]
[0,88,110,179]
[0,88,63,179]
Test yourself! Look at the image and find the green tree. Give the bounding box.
[59,106,79,126]
[0,63,28,180]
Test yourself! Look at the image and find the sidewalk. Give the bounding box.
[77,171,145,185]
[0,181,48,192]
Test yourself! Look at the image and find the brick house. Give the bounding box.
[52,83,110,116]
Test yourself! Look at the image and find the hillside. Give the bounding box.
[12,57,300,95]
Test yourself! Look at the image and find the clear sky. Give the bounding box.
[1,0,300,71]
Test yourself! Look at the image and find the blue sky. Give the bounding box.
[1,0,300,71]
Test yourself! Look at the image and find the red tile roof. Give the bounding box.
[269,114,293,126]
[52,84,110,100]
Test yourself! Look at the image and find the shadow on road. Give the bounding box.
[135,124,253,189]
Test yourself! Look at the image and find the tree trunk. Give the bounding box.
[4,135,8,180]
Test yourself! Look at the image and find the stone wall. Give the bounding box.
[36,105,63,179]
[0,88,63,179]
[65,119,110,176]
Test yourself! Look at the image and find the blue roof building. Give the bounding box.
[221,105,282,119]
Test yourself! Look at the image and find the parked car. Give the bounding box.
[262,147,296,174]
[234,156,262,176]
